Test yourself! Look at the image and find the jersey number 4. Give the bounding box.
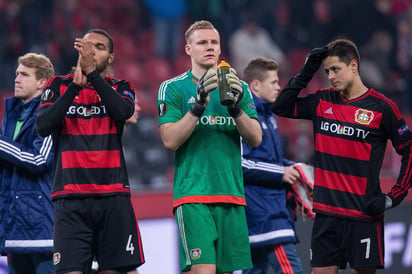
[126,234,135,255]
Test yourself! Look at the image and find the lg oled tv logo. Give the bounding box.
[66,105,107,117]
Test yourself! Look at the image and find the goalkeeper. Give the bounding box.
[241,57,304,274]
[156,20,262,274]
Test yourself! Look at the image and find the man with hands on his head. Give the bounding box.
[36,29,145,274]
[272,39,412,274]
[157,20,261,274]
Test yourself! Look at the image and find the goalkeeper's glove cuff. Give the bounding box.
[190,103,205,118]
[228,105,242,118]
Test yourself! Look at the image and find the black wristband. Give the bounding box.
[190,103,205,117]
[228,105,242,118]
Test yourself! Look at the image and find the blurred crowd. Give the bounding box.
[1,0,411,190]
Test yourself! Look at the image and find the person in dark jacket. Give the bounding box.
[0,53,55,273]
[241,57,303,274]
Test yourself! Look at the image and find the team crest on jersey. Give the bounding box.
[354,109,374,125]
[158,103,167,117]
[191,248,201,259]
[53,252,61,265]
[41,88,54,101]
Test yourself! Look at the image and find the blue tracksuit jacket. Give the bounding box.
[242,94,298,247]
[0,95,54,254]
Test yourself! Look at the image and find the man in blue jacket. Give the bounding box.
[0,53,55,273]
[242,57,303,274]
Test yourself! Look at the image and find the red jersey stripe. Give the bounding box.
[62,150,120,168]
[51,183,130,197]
[316,134,371,161]
[315,168,367,195]
[313,202,372,219]
[61,117,116,135]
[317,99,382,128]
[173,195,246,207]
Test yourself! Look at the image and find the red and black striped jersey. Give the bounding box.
[274,86,412,221]
[38,74,135,200]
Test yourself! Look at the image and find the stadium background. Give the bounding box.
[0,0,412,272]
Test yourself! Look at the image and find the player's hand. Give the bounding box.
[196,68,218,106]
[73,58,87,86]
[363,193,392,217]
[282,166,301,185]
[74,38,97,75]
[303,47,328,73]
[190,68,218,117]
[226,68,243,106]
[296,46,328,87]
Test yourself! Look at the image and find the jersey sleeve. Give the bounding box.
[382,101,412,207]
[272,76,320,120]
[157,81,183,125]
[0,134,54,175]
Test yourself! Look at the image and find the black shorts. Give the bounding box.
[310,214,384,269]
[53,196,145,274]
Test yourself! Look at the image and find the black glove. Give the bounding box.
[190,68,218,117]
[363,193,393,217]
[296,46,328,88]
[226,68,244,118]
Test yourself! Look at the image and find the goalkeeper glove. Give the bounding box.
[190,68,218,117]
[295,46,328,88]
[226,68,244,118]
[363,193,393,218]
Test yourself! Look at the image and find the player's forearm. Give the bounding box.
[36,83,80,137]
[159,113,199,151]
[272,77,303,118]
[87,71,134,120]
[234,114,262,148]
[389,144,412,207]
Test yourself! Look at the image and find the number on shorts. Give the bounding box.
[360,238,371,259]
[126,234,135,255]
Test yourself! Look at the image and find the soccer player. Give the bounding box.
[241,57,303,274]
[36,29,145,274]
[0,53,54,274]
[156,20,262,274]
[272,39,412,274]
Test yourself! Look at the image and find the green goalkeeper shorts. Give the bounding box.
[175,203,252,272]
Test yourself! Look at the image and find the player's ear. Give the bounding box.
[350,59,358,73]
[108,53,114,64]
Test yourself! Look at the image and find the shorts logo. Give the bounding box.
[355,109,374,125]
[53,252,61,265]
[190,248,201,259]
[158,103,167,117]
[41,88,54,101]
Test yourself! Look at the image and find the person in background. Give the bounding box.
[228,14,287,77]
[241,57,303,274]
[272,39,412,274]
[36,29,145,274]
[157,20,262,274]
[0,53,55,274]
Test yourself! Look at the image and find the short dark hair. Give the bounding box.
[326,39,360,67]
[86,29,114,53]
[243,57,279,84]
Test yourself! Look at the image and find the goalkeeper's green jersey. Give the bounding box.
[157,70,258,208]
